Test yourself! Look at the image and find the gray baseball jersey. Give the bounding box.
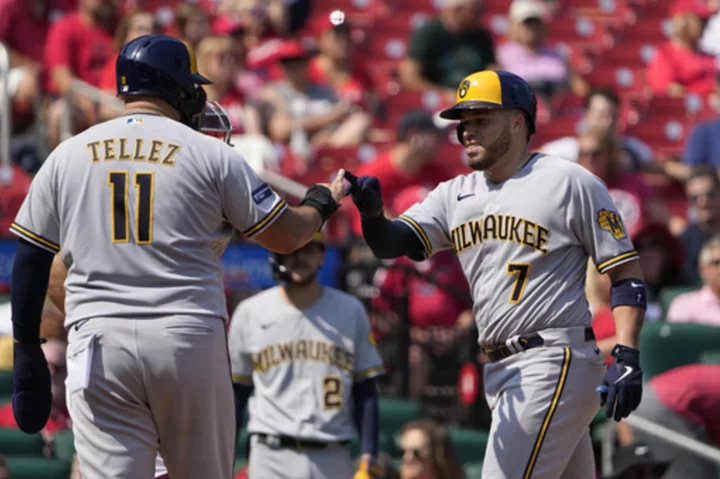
[11,113,287,328]
[398,153,638,345]
[228,286,385,441]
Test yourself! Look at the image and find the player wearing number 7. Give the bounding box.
[228,233,385,479]
[8,35,347,479]
[345,71,646,479]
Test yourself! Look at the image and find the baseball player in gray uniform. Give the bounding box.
[8,35,348,479]
[345,70,647,479]
[228,233,385,479]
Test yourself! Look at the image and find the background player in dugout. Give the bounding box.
[345,70,646,478]
[228,233,386,479]
[7,34,349,479]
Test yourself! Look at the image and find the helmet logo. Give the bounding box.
[458,80,471,99]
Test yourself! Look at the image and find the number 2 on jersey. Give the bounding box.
[108,171,154,244]
[323,376,343,410]
[507,263,531,304]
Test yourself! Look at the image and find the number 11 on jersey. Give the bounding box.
[108,171,155,244]
[507,263,531,304]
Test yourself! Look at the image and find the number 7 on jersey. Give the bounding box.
[108,171,155,244]
[507,263,531,304]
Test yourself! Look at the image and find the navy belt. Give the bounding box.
[253,433,350,451]
[483,327,595,363]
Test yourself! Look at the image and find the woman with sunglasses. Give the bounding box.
[399,419,464,479]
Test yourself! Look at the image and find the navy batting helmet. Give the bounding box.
[440,70,537,143]
[116,34,211,129]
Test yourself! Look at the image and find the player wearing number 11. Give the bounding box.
[346,71,647,478]
[8,35,347,479]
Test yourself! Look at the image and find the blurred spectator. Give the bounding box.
[647,0,717,98]
[399,419,464,479]
[98,9,159,119]
[308,13,378,113]
[372,185,473,399]
[196,35,262,134]
[175,3,209,52]
[497,0,589,99]
[627,364,720,479]
[679,166,720,282]
[699,0,720,57]
[681,76,720,175]
[540,88,656,173]
[633,222,686,320]
[602,443,670,479]
[575,128,667,232]
[351,111,454,237]
[259,40,371,158]
[44,0,118,147]
[586,260,615,365]
[0,339,69,442]
[399,0,495,94]
[0,0,49,129]
[352,452,400,479]
[0,457,10,479]
[0,165,32,239]
[667,234,720,325]
[99,9,158,93]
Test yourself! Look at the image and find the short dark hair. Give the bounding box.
[688,164,720,188]
[586,87,620,108]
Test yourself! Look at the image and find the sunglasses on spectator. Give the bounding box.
[402,447,430,460]
[689,190,718,202]
[704,258,720,267]
[579,149,604,158]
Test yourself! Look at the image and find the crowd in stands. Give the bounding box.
[2,0,720,477]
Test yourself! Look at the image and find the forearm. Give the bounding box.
[361,215,425,260]
[612,306,644,349]
[7,47,39,69]
[352,378,379,456]
[11,240,55,342]
[232,382,253,434]
[607,260,646,349]
[270,206,323,252]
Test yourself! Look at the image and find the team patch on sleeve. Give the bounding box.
[596,209,627,240]
[252,183,273,205]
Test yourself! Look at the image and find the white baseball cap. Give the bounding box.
[509,0,548,23]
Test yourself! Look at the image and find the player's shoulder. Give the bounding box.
[321,287,367,314]
[236,287,283,313]
[534,153,600,183]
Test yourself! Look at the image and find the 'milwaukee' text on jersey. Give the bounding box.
[251,339,355,375]
[450,214,550,255]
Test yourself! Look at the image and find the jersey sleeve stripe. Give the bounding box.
[242,199,288,238]
[596,251,639,273]
[523,347,572,479]
[9,223,60,253]
[397,215,432,257]
[232,373,253,384]
[353,365,386,380]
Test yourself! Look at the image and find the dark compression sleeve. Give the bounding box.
[361,215,426,261]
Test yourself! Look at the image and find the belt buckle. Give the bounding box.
[264,434,282,449]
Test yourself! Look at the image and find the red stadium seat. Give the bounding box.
[642,95,709,121]
[529,115,585,149]
[625,119,691,151]
[620,15,671,43]
[557,0,637,25]
[545,15,615,50]
[597,40,657,66]
[367,32,411,63]
[585,65,649,99]
[372,11,432,35]
[382,90,454,128]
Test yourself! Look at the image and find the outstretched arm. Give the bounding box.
[362,215,425,261]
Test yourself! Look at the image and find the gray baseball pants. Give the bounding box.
[66,315,235,479]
